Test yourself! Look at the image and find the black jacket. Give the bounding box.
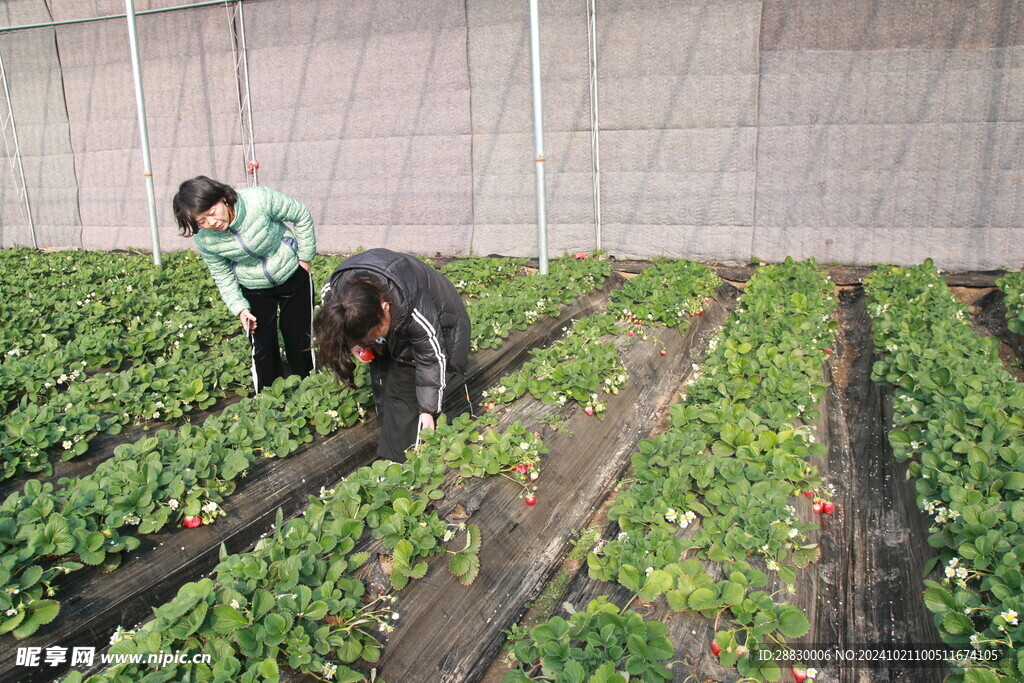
[322,249,470,414]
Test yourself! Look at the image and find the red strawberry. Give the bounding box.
[660,350,666,356]
[182,516,202,528]
[357,347,375,363]
[573,251,588,260]
[824,348,833,355]
[803,490,814,498]
[735,645,748,657]
[812,500,824,514]
[584,406,594,416]
[823,502,835,515]
[484,401,495,412]
[525,496,537,506]
[710,640,722,656]
[628,331,634,337]
[246,159,260,174]
[792,668,808,682]
[698,310,704,316]
[513,463,528,474]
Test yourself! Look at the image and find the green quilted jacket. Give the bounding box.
[194,186,317,317]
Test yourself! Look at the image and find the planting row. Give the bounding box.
[504,258,838,682]
[866,261,1024,683]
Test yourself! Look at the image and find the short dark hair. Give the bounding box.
[313,276,389,385]
[171,176,238,236]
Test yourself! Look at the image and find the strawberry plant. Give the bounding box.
[440,257,528,298]
[465,255,612,351]
[995,269,1024,336]
[502,597,675,682]
[485,314,627,416]
[609,259,719,330]
[867,261,1024,682]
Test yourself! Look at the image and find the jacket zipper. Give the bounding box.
[229,227,279,286]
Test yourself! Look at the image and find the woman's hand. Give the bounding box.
[417,413,436,433]
[239,309,257,333]
[299,260,312,273]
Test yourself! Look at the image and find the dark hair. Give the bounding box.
[171,176,238,236]
[314,277,389,386]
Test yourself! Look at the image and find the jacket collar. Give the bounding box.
[229,192,247,228]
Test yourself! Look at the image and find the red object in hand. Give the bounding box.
[357,347,375,363]
[246,159,260,174]
[182,516,202,528]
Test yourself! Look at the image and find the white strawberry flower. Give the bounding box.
[230,599,240,609]
[62,440,73,450]
[664,508,678,523]
[168,498,179,510]
[767,560,780,572]
[970,634,981,650]
[1000,609,1018,626]
[4,608,16,616]
[644,566,654,576]
[806,669,818,679]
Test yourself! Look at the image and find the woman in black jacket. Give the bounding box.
[314,249,470,460]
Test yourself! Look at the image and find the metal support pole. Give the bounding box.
[528,0,548,275]
[237,1,258,186]
[0,51,37,248]
[125,0,162,267]
[586,0,602,252]
[228,0,258,185]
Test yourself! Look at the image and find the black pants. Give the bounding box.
[240,267,316,392]
[372,359,468,462]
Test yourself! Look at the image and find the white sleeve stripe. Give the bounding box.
[411,308,446,409]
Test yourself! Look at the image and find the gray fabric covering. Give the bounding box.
[1,0,1021,270]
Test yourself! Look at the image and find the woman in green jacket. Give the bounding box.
[172,175,317,392]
